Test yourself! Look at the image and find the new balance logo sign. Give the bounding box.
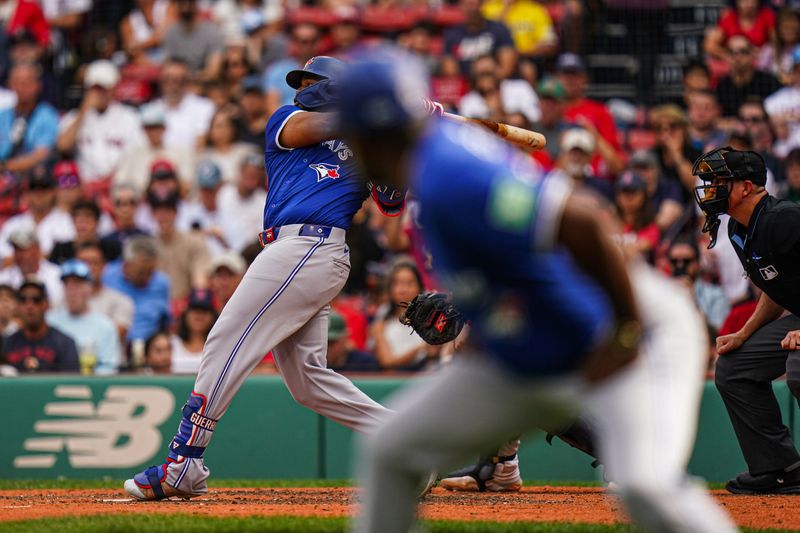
[309,163,341,182]
[14,385,174,469]
[760,265,779,281]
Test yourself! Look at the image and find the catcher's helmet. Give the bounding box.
[286,56,344,89]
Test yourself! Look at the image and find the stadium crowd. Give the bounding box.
[0,0,798,376]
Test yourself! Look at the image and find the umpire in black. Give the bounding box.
[693,147,800,494]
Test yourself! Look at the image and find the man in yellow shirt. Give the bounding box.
[482,0,557,58]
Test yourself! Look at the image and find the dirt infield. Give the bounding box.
[0,486,797,530]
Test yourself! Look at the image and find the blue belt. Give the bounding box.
[258,224,333,247]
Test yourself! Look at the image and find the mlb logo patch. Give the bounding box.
[309,163,341,182]
[759,265,779,281]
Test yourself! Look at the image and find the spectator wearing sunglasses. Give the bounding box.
[0,279,78,373]
[716,36,780,118]
[667,235,730,335]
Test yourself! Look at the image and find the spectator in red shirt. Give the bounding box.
[615,171,661,263]
[556,53,623,178]
[705,0,776,61]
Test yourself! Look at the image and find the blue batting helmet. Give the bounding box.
[336,47,429,135]
[286,56,344,89]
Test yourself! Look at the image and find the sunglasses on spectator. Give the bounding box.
[18,294,45,304]
[226,61,245,68]
[295,38,318,45]
[729,47,752,56]
[741,115,765,124]
[114,198,137,206]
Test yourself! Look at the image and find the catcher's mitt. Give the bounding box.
[399,292,465,345]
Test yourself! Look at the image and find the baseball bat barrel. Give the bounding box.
[442,112,547,151]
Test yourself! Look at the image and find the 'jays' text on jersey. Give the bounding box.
[263,105,370,230]
[411,118,613,376]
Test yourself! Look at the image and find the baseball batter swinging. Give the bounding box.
[124,56,416,500]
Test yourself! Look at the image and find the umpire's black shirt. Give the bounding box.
[728,194,800,316]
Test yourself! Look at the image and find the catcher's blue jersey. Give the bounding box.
[411,118,613,376]
[263,105,369,230]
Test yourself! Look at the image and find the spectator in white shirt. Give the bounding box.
[177,160,231,256]
[765,47,800,155]
[458,54,541,124]
[56,60,146,189]
[0,228,64,307]
[218,153,266,252]
[156,58,215,151]
[170,287,217,374]
[114,102,195,196]
[0,171,74,259]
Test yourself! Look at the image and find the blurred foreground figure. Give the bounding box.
[338,49,737,533]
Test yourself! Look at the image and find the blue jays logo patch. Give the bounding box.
[310,163,341,182]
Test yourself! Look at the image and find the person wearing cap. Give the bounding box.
[199,109,260,186]
[764,45,800,144]
[614,170,660,261]
[206,251,245,312]
[693,147,800,494]
[75,241,135,341]
[170,288,217,374]
[114,102,195,197]
[0,63,59,177]
[457,54,540,125]
[716,36,781,119]
[532,77,570,162]
[441,0,517,80]
[52,160,83,216]
[164,0,224,78]
[556,53,624,178]
[0,169,75,259]
[149,188,210,303]
[56,60,146,186]
[327,309,380,373]
[650,104,701,198]
[177,160,231,256]
[234,77,268,150]
[628,149,683,232]
[262,23,321,115]
[0,227,64,306]
[132,159,188,235]
[47,259,122,375]
[556,128,613,201]
[154,58,215,150]
[217,153,266,252]
[0,280,79,373]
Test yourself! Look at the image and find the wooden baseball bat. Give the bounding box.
[443,112,547,151]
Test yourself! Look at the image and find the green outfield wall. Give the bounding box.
[1,376,795,483]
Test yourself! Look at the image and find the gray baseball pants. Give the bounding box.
[164,225,391,493]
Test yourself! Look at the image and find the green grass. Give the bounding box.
[0,514,795,533]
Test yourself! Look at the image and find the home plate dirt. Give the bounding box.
[0,486,796,530]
